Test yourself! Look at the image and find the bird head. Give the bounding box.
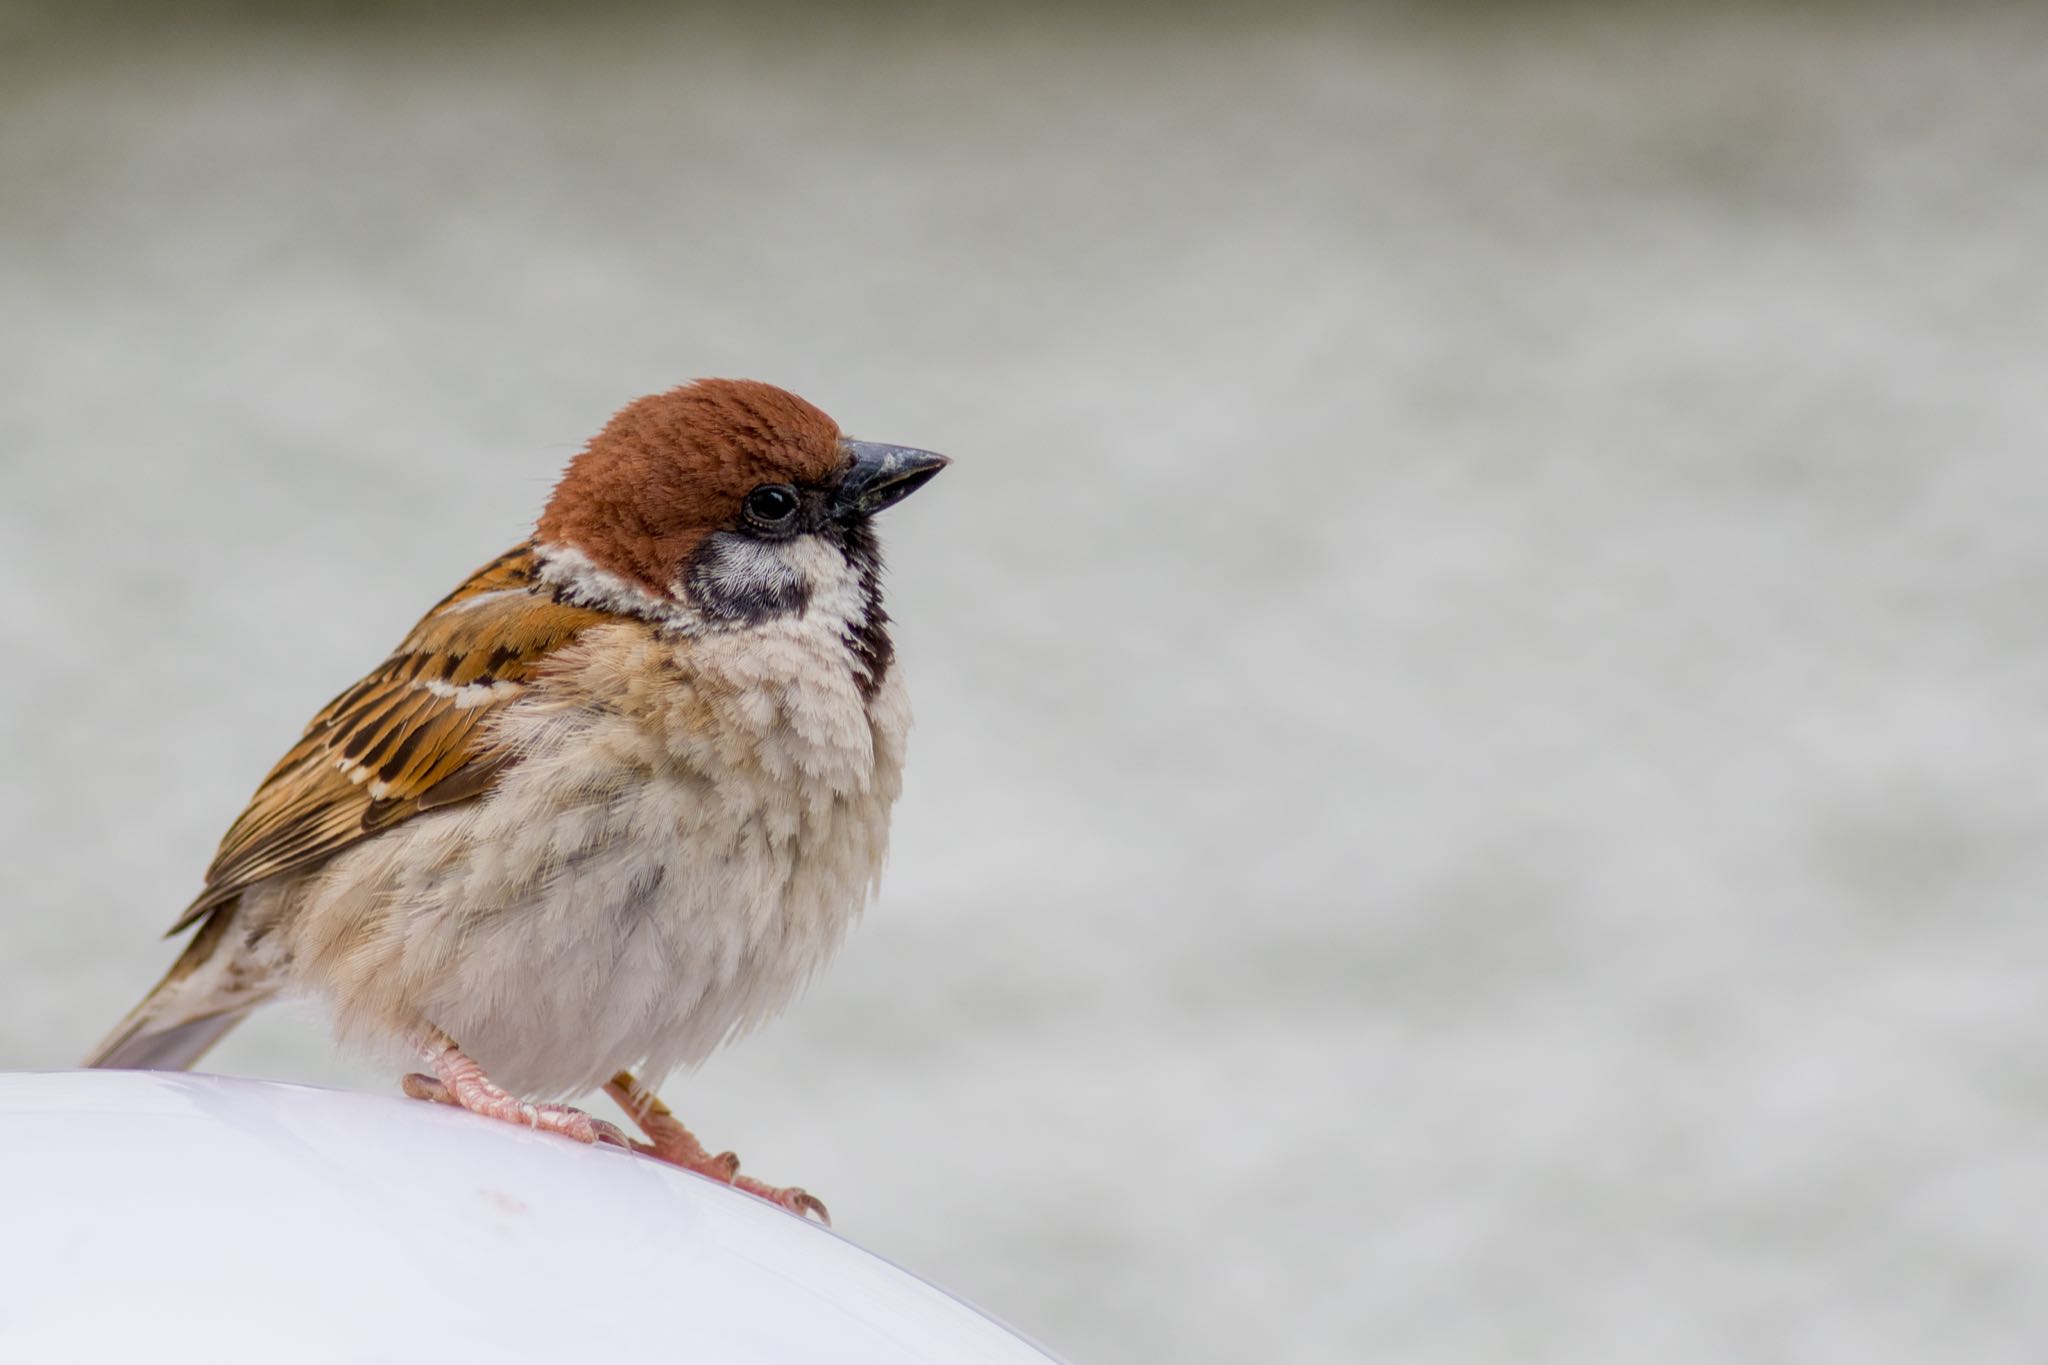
[534,378,948,630]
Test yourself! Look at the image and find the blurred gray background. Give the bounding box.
[5,3,2047,1362]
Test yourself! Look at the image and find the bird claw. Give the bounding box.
[599,1072,826,1222]
[734,1175,830,1226]
[632,1143,826,1222]
[402,1073,456,1105]
[785,1189,830,1226]
[593,1120,634,1148]
[525,1103,630,1148]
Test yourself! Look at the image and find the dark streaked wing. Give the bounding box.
[168,544,609,934]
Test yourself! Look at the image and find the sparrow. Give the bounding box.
[84,378,949,1221]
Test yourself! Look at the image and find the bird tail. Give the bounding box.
[84,902,273,1071]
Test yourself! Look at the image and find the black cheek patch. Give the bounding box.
[684,531,814,625]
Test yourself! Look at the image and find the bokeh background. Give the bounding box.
[5,3,2048,1361]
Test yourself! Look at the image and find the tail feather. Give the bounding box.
[84,900,272,1071]
[85,1006,254,1071]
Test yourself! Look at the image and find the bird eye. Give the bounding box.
[743,484,799,529]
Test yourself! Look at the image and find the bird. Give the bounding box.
[84,378,949,1221]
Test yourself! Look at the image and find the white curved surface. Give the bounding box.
[0,1071,1056,1364]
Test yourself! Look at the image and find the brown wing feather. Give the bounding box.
[168,544,609,935]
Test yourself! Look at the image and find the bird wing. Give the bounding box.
[169,543,611,934]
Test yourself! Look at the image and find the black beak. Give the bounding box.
[832,440,951,519]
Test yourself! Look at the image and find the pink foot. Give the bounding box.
[604,1071,829,1224]
[406,1039,629,1149]
[728,1172,831,1224]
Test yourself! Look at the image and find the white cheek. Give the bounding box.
[537,533,870,641]
[686,536,804,599]
[534,542,685,625]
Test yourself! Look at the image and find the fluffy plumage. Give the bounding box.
[85,378,947,1217]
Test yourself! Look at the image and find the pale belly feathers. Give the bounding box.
[269,617,910,1099]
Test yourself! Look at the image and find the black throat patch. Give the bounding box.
[837,519,893,701]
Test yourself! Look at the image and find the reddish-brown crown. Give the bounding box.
[536,378,846,593]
